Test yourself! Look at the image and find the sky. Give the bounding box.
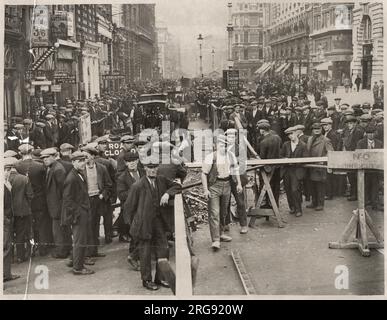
[155,0,229,77]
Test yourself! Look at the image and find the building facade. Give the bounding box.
[351,2,383,89]
[309,3,354,84]
[230,2,266,79]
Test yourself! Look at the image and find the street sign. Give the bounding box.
[32,5,49,47]
[79,113,92,145]
[222,70,239,91]
[104,142,123,158]
[327,150,383,170]
[51,84,62,92]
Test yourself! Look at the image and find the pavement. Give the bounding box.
[4,209,175,297]
[192,190,384,296]
[307,87,374,107]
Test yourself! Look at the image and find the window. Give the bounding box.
[250,15,258,26]
[244,48,248,60]
[258,13,263,27]
[244,31,249,43]
[258,48,263,59]
[363,15,372,40]
[235,33,239,43]
[248,48,258,60]
[250,33,259,42]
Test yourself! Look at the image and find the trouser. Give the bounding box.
[3,218,13,279]
[129,238,139,261]
[365,172,380,207]
[32,209,53,256]
[270,168,281,206]
[303,175,312,200]
[283,172,303,213]
[326,173,336,198]
[332,87,336,93]
[356,84,360,92]
[52,218,72,257]
[14,216,32,261]
[102,204,113,241]
[72,212,90,271]
[310,180,326,207]
[87,196,108,256]
[137,217,169,282]
[335,174,347,196]
[348,172,357,198]
[115,207,130,237]
[228,179,247,227]
[207,179,231,242]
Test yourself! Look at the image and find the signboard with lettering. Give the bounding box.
[42,92,55,105]
[54,71,76,84]
[328,150,383,170]
[51,84,62,92]
[51,11,69,40]
[79,113,92,145]
[32,5,49,47]
[222,70,239,91]
[102,74,125,80]
[104,142,123,158]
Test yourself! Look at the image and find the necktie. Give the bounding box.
[131,171,140,182]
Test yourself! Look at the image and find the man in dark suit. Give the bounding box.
[43,114,57,147]
[281,126,308,217]
[356,125,383,209]
[302,102,316,136]
[57,114,71,147]
[41,147,71,258]
[117,151,143,270]
[123,160,181,291]
[327,105,341,131]
[246,101,262,152]
[8,155,34,263]
[321,118,341,200]
[116,135,136,177]
[58,143,74,175]
[15,144,52,257]
[62,151,94,275]
[306,123,334,210]
[258,122,282,206]
[3,157,21,281]
[82,145,113,258]
[343,116,365,201]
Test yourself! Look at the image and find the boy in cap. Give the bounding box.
[3,157,21,281]
[6,155,34,263]
[58,143,75,174]
[62,151,94,275]
[281,127,307,217]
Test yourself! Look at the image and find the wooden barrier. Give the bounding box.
[174,193,193,296]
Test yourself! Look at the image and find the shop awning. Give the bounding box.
[282,63,291,73]
[254,62,269,75]
[313,61,332,71]
[274,63,287,73]
[261,61,274,75]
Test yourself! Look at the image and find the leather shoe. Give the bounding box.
[289,209,295,214]
[73,268,95,275]
[315,206,323,211]
[155,280,170,288]
[240,226,248,234]
[127,256,140,271]
[66,260,73,268]
[306,204,316,209]
[325,196,333,200]
[142,280,159,291]
[211,241,220,251]
[105,237,112,245]
[91,253,106,258]
[84,258,95,265]
[347,196,357,201]
[4,274,20,282]
[119,235,130,243]
[295,211,302,217]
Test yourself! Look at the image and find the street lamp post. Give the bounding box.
[197,34,204,78]
[211,48,215,71]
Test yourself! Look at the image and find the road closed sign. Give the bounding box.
[328,150,384,170]
[104,142,122,158]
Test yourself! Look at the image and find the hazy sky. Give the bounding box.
[155,0,229,77]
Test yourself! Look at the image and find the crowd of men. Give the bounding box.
[3,76,385,291]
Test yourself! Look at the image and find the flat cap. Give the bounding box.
[301,105,310,111]
[316,100,324,106]
[123,151,139,162]
[292,96,299,101]
[371,108,383,115]
[70,151,87,161]
[320,118,333,124]
[303,100,311,105]
[334,97,342,101]
[14,124,24,129]
[284,126,296,135]
[345,115,357,123]
[60,143,75,151]
[294,124,305,131]
[32,149,42,158]
[18,144,34,154]
[36,122,46,128]
[23,119,33,125]
[257,119,270,125]
[257,96,265,102]
[120,135,135,143]
[343,110,354,116]
[352,104,361,109]
[222,105,234,111]
[4,150,18,158]
[311,123,322,129]
[45,114,55,120]
[40,147,58,158]
[4,157,18,168]
[295,106,302,112]
[327,105,336,111]
[257,122,271,130]
[365,125,376,133]
[95,135,109,144]
[359,114,373,121]
[82,143,99,155]
[362,102,371,108]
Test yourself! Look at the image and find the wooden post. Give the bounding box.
[174,193,193,296]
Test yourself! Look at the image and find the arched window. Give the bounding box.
[362,15,372,40]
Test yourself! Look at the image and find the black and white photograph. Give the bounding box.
[1,0,385,299]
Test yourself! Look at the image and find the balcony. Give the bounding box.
[268,29,308,45]
[310,24,352,37]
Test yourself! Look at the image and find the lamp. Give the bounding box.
[197,34,204,78]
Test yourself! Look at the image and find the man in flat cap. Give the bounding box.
[15,144,52,257]
[6,155,34,263]
[356,125,383,210]
[44,114,58,148]
[62,151,94,275]
[305,123,333,211]
[3,157,21,281]
[41,147,71,258]
[124,158,181,291]
[302,103,316,136]
[246,100,262,152]
[58,143,74,175]
[117,151,142,270]
[281,126,308,217]
[116,135,136,179]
